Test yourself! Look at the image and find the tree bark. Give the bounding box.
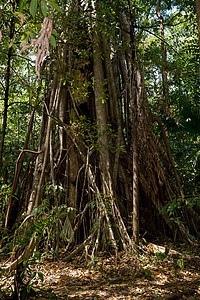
[131,67,140,245]
[0,18,14,178]
[120,11,140,245]
[27,74,59,215]
[196,0,200,55]
[93,31,112,194]
[156,0,168,104]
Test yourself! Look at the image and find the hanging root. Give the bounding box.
[64,226,98,262]
[62,130,134,260]
[62,165,134,262]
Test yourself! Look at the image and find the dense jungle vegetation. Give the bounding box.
[0,0,200,299]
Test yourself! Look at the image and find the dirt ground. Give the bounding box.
[1,241,200,299]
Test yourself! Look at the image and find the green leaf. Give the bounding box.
[159,203,169,214]
[30,0,38,17]
[31,271,37,279]
[34,251,42,259]
[177,258,184,269]
[0,268,6,275]
[38,272,44,281]
[52,29,59,37]
[49,35,56,47]
[19,0,26,12]
[30,32,36,39]
[41,0,48,17]
[48,0,62,12]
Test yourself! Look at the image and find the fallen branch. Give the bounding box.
[147,242,188,259]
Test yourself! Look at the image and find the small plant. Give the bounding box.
[0,250,44,300]
[155,251,167,261]
[160,199,182,216]
[172,256,185,275]
[140,268,152,278]
[152,251,167,266]
[177,257,184,269]
[87,256,98,268]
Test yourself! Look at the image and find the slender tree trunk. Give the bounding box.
[102,38,124,188]
[3,108,37,230]
[93,31,111,193]
[27,74,59,215]
[131,67,140,245]
[0,19,14,178]
[196,0,200,55]
[156,0,168,104]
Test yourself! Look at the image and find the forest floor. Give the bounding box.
[1,239,200,299]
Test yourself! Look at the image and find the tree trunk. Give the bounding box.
[156,0,169,104]
[0,19,14,178]
[131,66,140,245]
[27,72,59,215]
[4,107,37,230]
[93,33,111,193]
[196,0,200,55]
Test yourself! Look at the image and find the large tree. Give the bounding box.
[1,0,199,270]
